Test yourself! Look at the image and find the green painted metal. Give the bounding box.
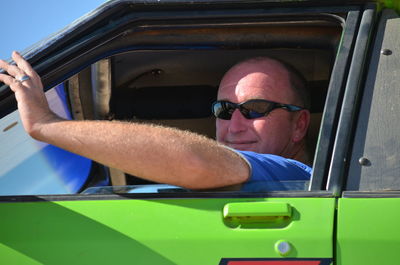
[337,198,400,265]
[0,197,335,264]
[379,0,400,13]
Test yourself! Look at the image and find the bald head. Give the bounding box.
[216,57,311,163]
[219,57,308,108]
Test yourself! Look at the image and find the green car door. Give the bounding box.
[1,196,334,264]
[337,8,400,265]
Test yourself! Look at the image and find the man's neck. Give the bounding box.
[291,141,311,166]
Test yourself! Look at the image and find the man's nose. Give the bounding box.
[228,109,248,133]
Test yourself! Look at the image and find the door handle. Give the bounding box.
[224,202,291,218]
[223,202,292,228]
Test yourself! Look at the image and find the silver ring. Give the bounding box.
[16,75,30,82]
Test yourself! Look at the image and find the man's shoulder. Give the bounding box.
[234,150,312,191]
[234,150,312,180]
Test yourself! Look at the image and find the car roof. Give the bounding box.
[16,0,380,61]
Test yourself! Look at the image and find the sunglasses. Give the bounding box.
[212,99,304,120]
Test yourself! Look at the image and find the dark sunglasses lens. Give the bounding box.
[213,102,235,120]
[241,100,273,118]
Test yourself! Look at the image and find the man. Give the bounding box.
[0,52,311,191]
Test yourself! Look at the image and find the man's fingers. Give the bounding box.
[0,73,20,90]
[1,52,44,98]
[12,51,38,78]
[0,59,26,78]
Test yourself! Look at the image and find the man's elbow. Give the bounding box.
[179,158,250,190]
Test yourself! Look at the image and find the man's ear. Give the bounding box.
[292,109,310,143]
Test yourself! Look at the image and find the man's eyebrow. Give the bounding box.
[215,98,270,103]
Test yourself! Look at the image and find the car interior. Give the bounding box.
[0,8,345,194]
[60,12,343,191]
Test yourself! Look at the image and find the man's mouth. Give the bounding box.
[225,140,257,149]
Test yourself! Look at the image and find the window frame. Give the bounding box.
[0,1,369,201]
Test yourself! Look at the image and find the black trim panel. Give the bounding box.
[310,10,360,191]
[219,257,332,265]
[343,191,400,198]
[0,191,333,203]
[326,6,375,195]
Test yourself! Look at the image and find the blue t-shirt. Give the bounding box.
[235,150,312,192]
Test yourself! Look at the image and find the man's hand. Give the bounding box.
[0,51,60,138]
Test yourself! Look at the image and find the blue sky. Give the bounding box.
[0,0,106,59]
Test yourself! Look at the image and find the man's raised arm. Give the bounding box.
[0,52,249,189]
